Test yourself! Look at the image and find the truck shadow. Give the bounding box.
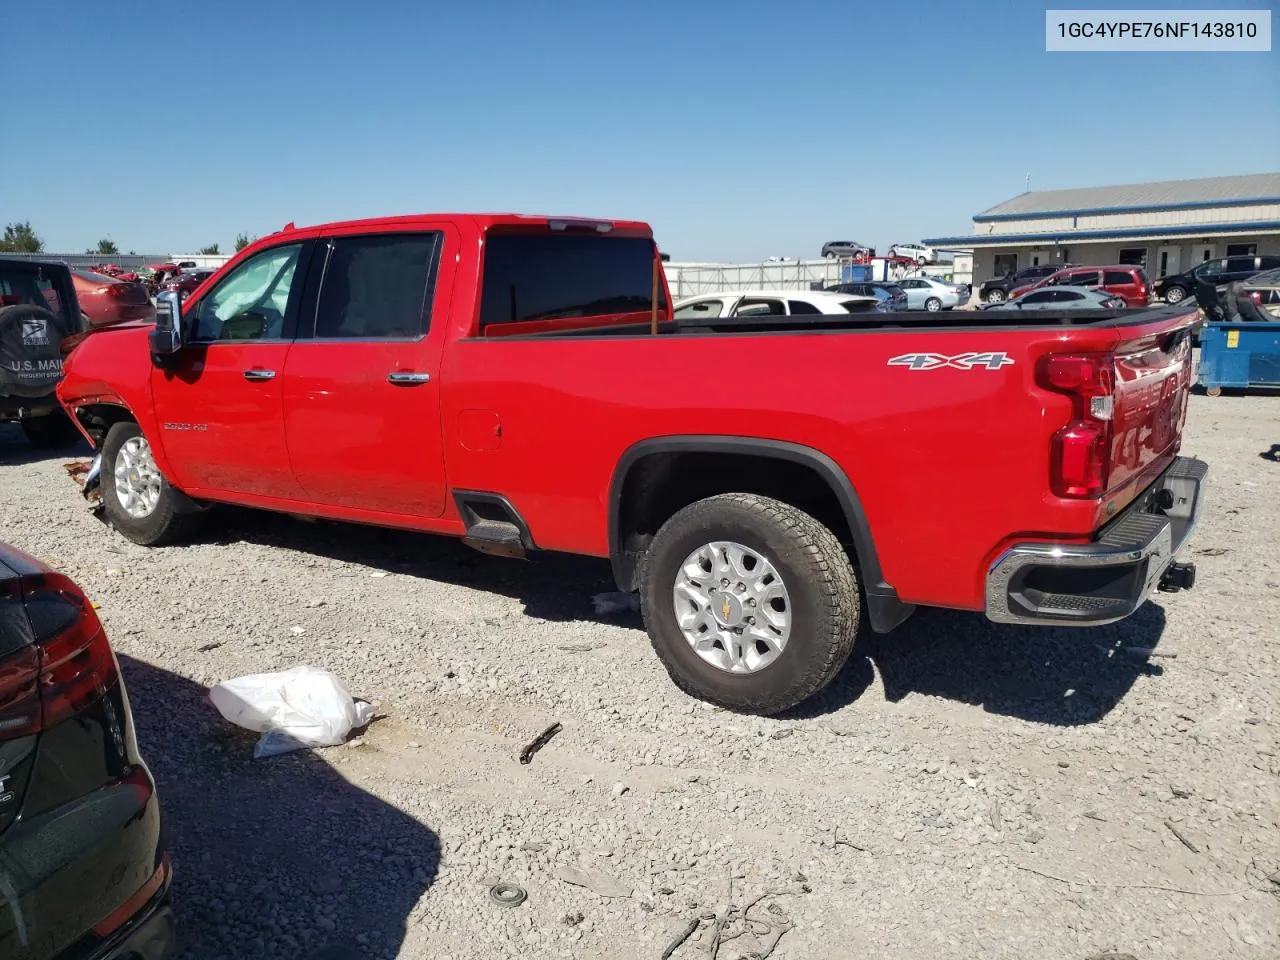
[116,654,441,960]
[0,423,91,466]
[187,507,1161,725]
[791,603,1168,726]
[200,507,630,625]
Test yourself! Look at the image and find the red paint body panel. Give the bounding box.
[55,212,1200,618]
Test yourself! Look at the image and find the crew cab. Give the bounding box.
[56,213,1207,716]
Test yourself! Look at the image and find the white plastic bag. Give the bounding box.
[209,665,374,759]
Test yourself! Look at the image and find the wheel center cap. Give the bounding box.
[129,469,140,486]
[711,591,745,627]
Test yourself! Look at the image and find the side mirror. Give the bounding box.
[149,292,183,359]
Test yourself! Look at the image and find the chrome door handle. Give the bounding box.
[243,369,276,381]
[387,372,431,385]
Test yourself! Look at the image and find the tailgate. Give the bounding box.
[1107,316,1195,494]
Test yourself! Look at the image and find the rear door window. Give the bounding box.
[787,300,823,315]
[478,233,663,330]
[313,233,441,339]
[1104,270,1135,286]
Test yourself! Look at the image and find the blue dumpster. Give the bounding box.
[1197,321,1280,395]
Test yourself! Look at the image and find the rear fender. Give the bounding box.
[608,435,914,633]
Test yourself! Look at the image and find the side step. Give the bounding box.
[454,491,533,559]
[462,519,526,559]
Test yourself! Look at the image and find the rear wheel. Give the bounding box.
[639,493,860,715]
[100,421,204,546]
[1164,285,1187,304]
[924,297,942,312]
[21,410,81,449]
[985,288,1006,303]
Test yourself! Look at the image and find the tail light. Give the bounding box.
[1038,353,1115,499]
[0,572,117,741]
[105,284,129,298]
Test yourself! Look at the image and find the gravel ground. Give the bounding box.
[1,393,1278,960]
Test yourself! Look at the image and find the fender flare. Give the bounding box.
[63,396,184,493]
[607,435,913,634]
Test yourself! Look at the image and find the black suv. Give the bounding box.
[979,264,1072,304]
[1153,254,1280,304]
[1,258,84,448]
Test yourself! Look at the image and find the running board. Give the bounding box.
[462,519,526,559]
[453,490,534,559]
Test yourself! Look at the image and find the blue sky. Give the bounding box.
[2,0,1276,261]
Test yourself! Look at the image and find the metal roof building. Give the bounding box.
[924,172,1280,287]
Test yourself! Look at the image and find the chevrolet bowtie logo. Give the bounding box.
[722,597,732,621]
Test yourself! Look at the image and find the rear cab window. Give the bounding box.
[478,229,665,336]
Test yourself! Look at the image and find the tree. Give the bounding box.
[199,243,220,255]
[0,221,43,253]
[87,238,120,256]
[234,232,256,252]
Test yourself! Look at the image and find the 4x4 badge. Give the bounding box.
[888,352,1014,371]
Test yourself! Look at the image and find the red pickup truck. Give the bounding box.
[56,213,1208,715]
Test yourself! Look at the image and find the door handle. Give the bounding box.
[387,372,431,386]
[243,368,277,381]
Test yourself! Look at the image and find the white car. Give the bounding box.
[673,289,881,320]
[888,242,935,264]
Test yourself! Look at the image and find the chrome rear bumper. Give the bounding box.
[986,457,1208,626]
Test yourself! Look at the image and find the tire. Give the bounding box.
[100,421,203,546]
[21,410,82,449]
[823,251,836,259]
[924,297,942,312]
[1164,285,1186,304]
[985,288,1006,304]
[639,493,860,715]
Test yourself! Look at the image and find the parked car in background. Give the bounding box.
[1240,266,1280,318]
[979,264,1069,303]
[1011,265,1150,308]
[674,288,880,319]
[825,281,908,311]
[159,268,216,302]
[888,242,935,264]
[71,270,157,329]
[0,540,175,959]
[1,257,83,447]
[982,286,1127,312]
[896,275,969,311]
[821,240,874,259]
[1152,254,1280,304]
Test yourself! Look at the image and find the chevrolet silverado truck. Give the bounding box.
[55,214,1207,715]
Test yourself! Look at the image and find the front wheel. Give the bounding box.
[100,421,204,545]
[640,493,861,715]
[1164,285,1187,304]
[924,297,942,312]
[985,288,1006,304]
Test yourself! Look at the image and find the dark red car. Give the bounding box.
[1011,265,1151,308]
[0,541,175,959]
[159,268,216,302]
[71,270,157,329]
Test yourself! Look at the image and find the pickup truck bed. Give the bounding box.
[55,213,1207,715]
